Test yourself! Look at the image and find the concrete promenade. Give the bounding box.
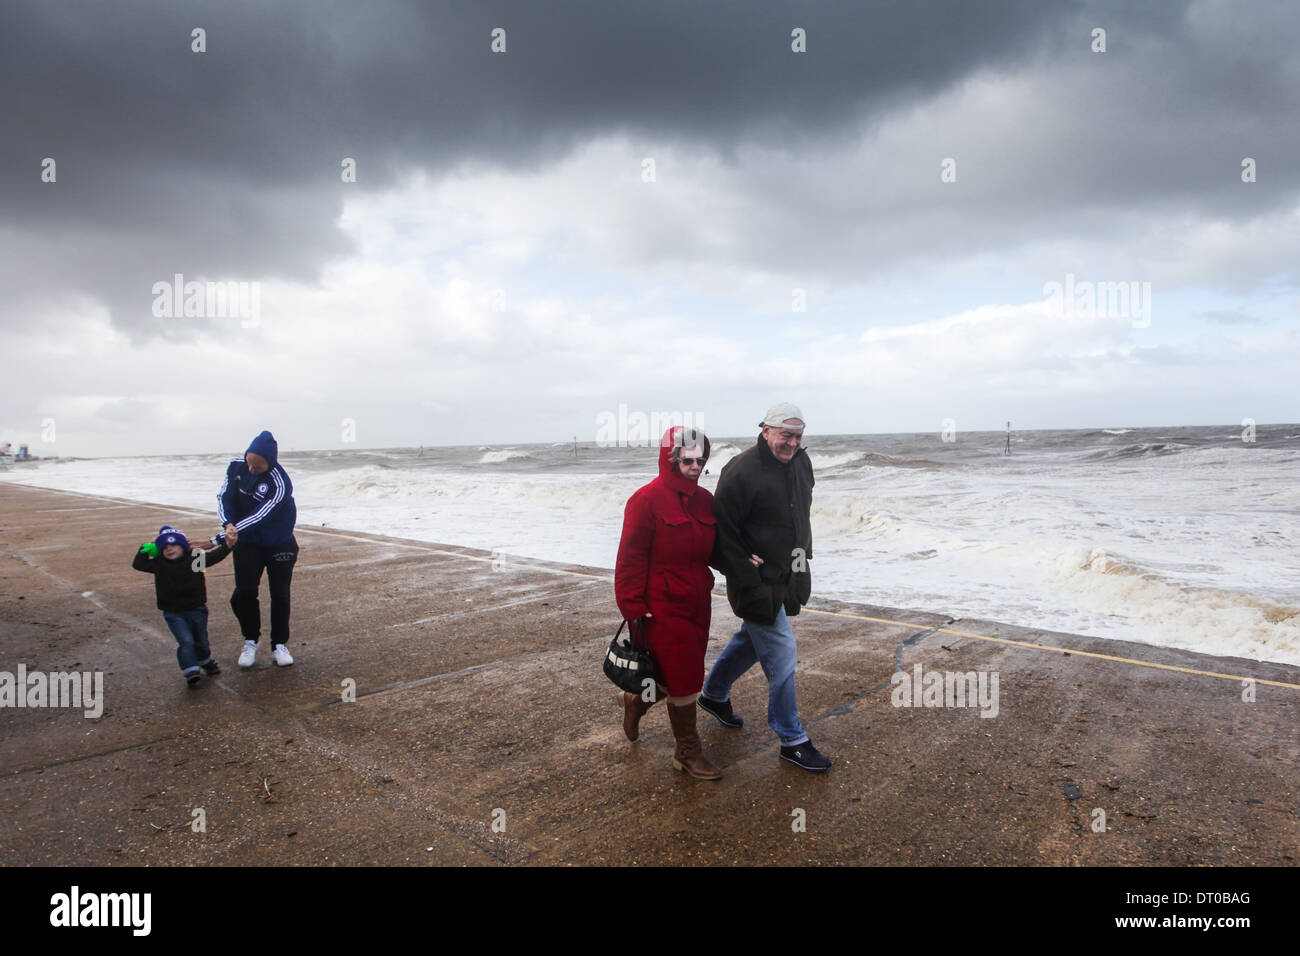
[1,482,1296,866]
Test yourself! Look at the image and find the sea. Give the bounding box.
[3,424,1297,665]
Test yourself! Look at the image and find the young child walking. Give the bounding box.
[132,525,233,687]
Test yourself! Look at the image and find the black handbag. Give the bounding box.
[603,618,655,694]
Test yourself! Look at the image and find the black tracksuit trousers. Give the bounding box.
[230,537,299,646]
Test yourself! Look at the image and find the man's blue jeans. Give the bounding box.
[162,607,213,676]
[702,606,808,746]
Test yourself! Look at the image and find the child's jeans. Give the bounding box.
[162,607,213,676]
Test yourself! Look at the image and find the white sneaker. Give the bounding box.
[238,640,258,668]
[272,644,294,667]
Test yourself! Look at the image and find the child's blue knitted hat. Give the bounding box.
[154,526,189,552]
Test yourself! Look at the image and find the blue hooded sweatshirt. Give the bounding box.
[217,430,297,546]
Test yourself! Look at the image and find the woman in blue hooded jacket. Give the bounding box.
[216,430,299,668]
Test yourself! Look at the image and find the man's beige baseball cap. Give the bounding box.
[759,402,805,430]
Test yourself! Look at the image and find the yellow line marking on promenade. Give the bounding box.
[802,607,922,629]
[805,607,1300,691]
[936,626,1300,690]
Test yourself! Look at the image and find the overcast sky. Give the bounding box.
[2,0,1297,457]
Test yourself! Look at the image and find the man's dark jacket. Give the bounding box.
[712,435,813,624]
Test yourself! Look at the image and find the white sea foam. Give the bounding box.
[704,442,743,473]
[477,449,530,464]
[807,451,864,470]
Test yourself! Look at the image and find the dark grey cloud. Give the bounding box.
[4,0,1094,194]
[3,0,1295,335]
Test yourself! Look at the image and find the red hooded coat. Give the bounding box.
[614,426,717,697]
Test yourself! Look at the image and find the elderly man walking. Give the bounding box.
[698,402,831,772]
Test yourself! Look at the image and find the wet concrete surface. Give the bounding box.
[1,482,1297,865]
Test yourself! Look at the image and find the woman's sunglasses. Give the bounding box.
[679,457,707,467]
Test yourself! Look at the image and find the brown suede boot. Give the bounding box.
[667,702,722,780]
[619,690,655,741]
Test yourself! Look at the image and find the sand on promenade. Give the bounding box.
[0,482,1296,866]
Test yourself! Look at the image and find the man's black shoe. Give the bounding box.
[698,695,743,728]
[780,741,832,772]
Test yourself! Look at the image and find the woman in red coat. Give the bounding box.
[614,425,721,779]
